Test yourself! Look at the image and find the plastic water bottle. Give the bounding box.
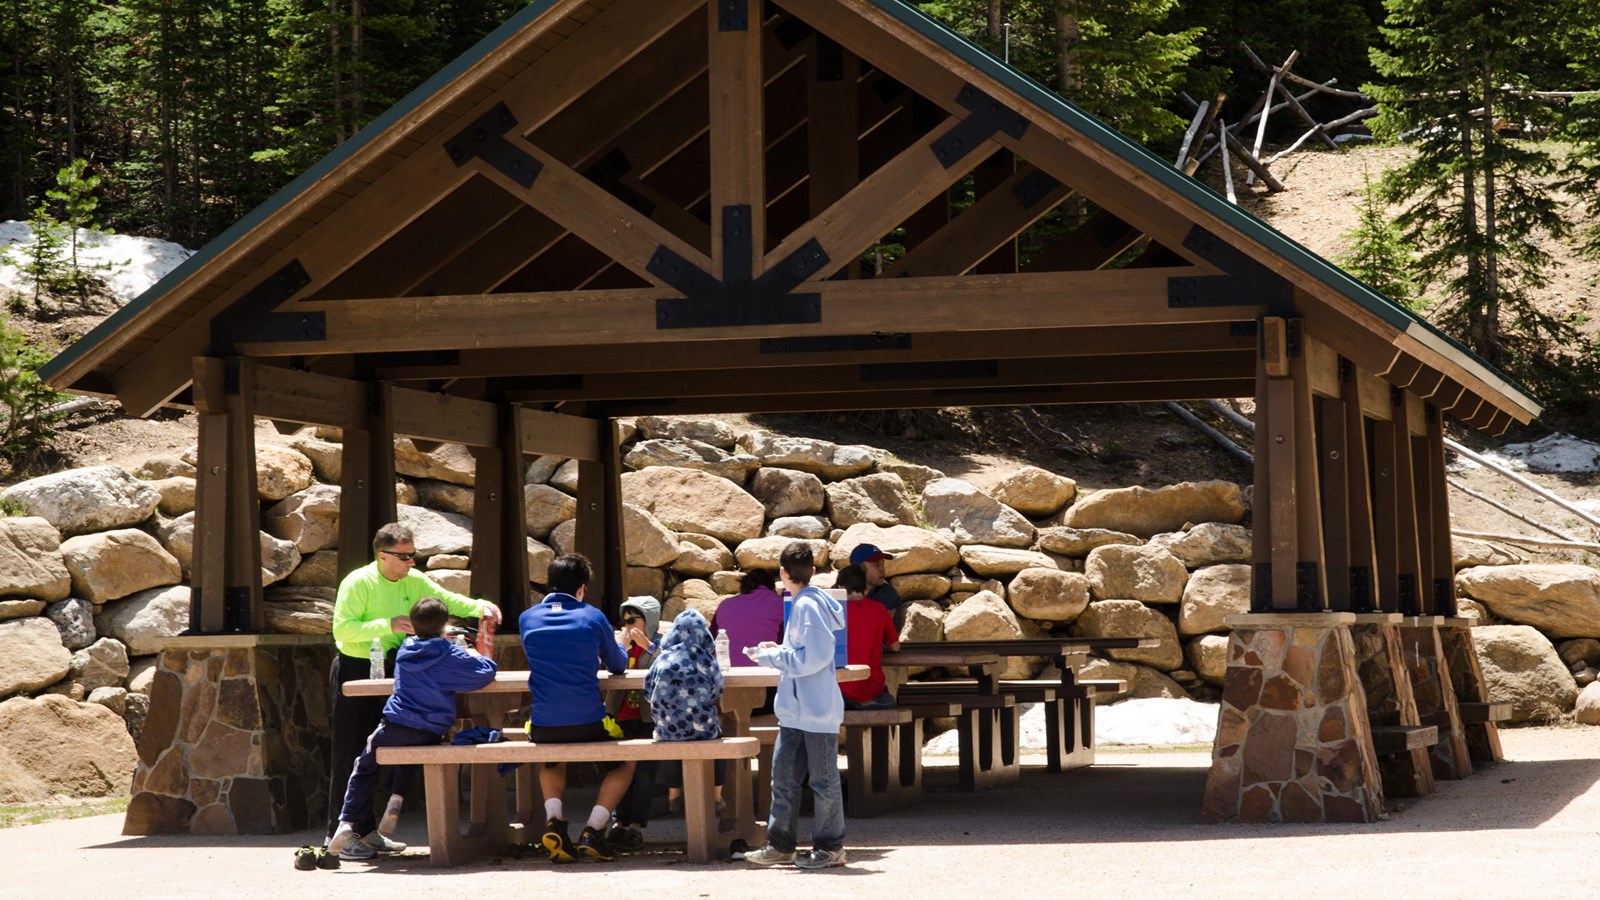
[714,630,732,671]
[369,638,386,680]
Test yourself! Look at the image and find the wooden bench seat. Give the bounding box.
[377,737,758,866]
[895,692,1019,791]
[1456,702,1512,725]
[1370,724,1439,756]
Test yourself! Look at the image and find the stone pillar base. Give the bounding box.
[123,635,334,835]
[1440,624,1503,765]
[1399,622,1472,780]
[1203,616,1385,823]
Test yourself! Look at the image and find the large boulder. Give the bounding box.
[735,537,828,570]
[286,434,342,482]
[397,505,475,557]
[621,467,764,544]
[662,578,722,624]
[0,694,136,802]
[0,618,73,698]
[875,459,944,497]
[70,637,130,693]
[1186,634,1230,685]
[1455,565,1600,638]
[922,478,1035,548]
[1079,658,1190,705]
[263,483,342,553]
[0,599,44,621]
[157,514,300,586]
[523,483,578,539]
[95,585,190,656]
[60,529,183,603]
[749,468,826,519]
[623,439,760,484]
[1452,537,1525,570]
[1471,624,1579,722]
[0,466,160,536]
[287,549,339,588]
[944,590,1040,678]
[890,574,951,602]
[44,598,97,650]
[824,473,919,528]
[1576,682,1600,726]
[263,587,334,635]
[133,453,195,480]
[672,533,735,577]
[1070,599,1184,670]
[550,459,581,494]
[1034,526,1142,558]
[1063,480,1245,537]
[149,476,196,517]
[622,504,679,568]
[1177,564,1252,636]
[253,445,315,501]
[959,546,1059,578]
[1149,523,1253,567]
[0,517,71,601]
[767,515,830,539]
[414,479,475,516]
[833,524,960,576]
[899,599,945,644]
[393,438,476,486]
[990,466,1076,517]
[636,415,738,449]
[1085,543,1188,604]
[736,432,875,480]
[1007,568,1090,623]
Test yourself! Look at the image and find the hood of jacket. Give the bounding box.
[621,595,662,639]
[396,633,454,669]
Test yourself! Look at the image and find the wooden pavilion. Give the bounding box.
[42,0,1539,833]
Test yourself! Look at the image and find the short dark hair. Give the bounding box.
[410,597,449,640]
[373,522,414,555]
[779,542,815,585]
[739,568,776,594]
[548,553,592,595]
[836,564,867,597]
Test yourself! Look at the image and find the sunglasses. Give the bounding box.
[621,615,639,625]
[381,550,417,561]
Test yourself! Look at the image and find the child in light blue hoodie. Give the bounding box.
[744,542,848,870]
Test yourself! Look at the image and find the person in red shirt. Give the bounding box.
[835,565,900,709]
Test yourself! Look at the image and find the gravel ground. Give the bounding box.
[11,726,1598,899]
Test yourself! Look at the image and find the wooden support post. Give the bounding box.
[1391,392,1424,615]
[191,359,229,633]
[1319,394,1352,611]
[806,35,858,273]
[337,383,399,581]
[191,357,263,632]
[1370,418,1400,614]
[971,150,1018,274]
[1425,408,1457,615]
[469,403,529,615]
[1342,362,1379,612]
[708,0,766,279]
[1411,431,1436,613]
[573,419,624,616]
[1289,322,1327,610]
[1257,317,1300,610]
[1251,356,1272,612]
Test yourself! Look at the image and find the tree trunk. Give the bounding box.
[1054,5,1080,96]
[987,0,1002,42]
[330,0,343,140]
[1456,45,1487,359]
[351,0,364,129]
[1479,50,1501,360]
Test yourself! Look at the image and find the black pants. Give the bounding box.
[326,651,390,837]
[615,718,657,827]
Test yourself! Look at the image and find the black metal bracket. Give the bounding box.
[1433,578,1456,617]
[210,259,321,354]
[224,585,252,633]
[1425,403,1438,424]
[1338,356,1354,383]
[223,357,242,396]
[1349,566,1374,613]
[1251,562,1272,612]
[444,101,541,189]
[1284,317,1303,359]
[1397,573,1419,616]
[584,149,654,217]
[1295,561,1323,611]
[930,84,1029,169]
[1391,385,1405,408]
[652,204,830,328]
[760,333,912,354]
[1012,168,1062,210]
[1229,320,1259,338]
[717,0,748,31]
[1167,225,1293,313]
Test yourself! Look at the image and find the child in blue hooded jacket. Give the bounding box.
[328,597,497,860]
[745,542,848,870]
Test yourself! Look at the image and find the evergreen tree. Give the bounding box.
[7,207,71,312]
[44,158,110,303]
[1557,2,1600,258]
[1339,169,1421,310]
[0,308,68,476]
[1366,0,1571,372]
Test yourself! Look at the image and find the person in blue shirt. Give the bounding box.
[518,553,633,863]
[327,596,497,861]
[744,541,849,870]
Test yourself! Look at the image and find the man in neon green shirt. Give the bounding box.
[324,522,502,853]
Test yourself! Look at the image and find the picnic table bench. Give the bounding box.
[751,707,933,818]
[378,735,758,866]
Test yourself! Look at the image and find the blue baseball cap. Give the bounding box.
[848,544,893,565]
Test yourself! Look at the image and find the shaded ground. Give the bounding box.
[9,726,1597,898]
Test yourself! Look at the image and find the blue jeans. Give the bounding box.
[766,726,844,853]
[339,719,442,824]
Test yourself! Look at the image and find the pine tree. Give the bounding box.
[0,308,68,476]
[1557,2,1600,258]
[8,206,71,312]
[44,158,110,304]
[1339,169,1421,310]
[1366,0,1571,372]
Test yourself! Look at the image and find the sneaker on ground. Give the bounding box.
[326,824,358,858]
[542,817,576,863]
[577,825,618,862]
[316,847,342,870]
[606,825,644,853]
[360,830,407,854]
[337,839,376,861]
[743,843,797,866]
[293,846,319,871]
[794,847,847,869]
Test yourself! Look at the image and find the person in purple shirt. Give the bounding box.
[518,554,633,863]
[711,569,785,667]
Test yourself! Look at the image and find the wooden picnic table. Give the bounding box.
[345,665,869,852]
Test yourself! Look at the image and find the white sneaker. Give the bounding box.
[360,830,407,854]
[744,843,796,866]
[794,847,847,869]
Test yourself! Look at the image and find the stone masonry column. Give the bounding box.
[1202,613,1385,823]
[1349,614,1434,799]
[123,635,334,835]
[1439,620,1503,766]
[1399,618,1473,780]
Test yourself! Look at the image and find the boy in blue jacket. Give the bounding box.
[328,596,497,860]
[518,553,635,863]
[745,541,848,870]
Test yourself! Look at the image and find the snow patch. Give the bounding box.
[0,221,194,306]
[1478,433,1600,475]
[923,697,1219,755]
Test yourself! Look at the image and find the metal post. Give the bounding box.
[1003,22,1011,63]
